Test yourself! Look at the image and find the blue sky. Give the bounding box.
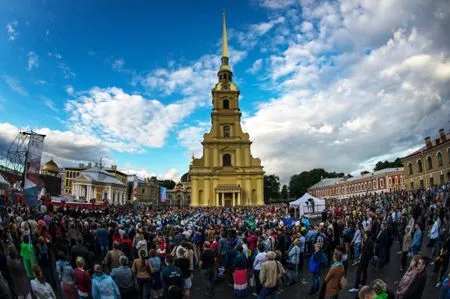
[0,0,449,183]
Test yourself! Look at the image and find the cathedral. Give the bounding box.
[189,14,265,207]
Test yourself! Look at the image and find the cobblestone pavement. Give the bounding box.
[191,243,442,299]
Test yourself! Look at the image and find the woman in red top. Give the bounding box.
[74,257,91,299]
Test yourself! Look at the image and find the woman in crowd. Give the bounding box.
[74,257,91,299]
[6,245,32,299]
[132,249,154,299]
[321,249,345,299]
[30,265,56,299]
[233,244,248,297]
[56,251,76,299]
[149,249,164,299]
[398,256,428,299]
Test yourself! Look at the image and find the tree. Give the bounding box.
[361,171,370,175]
[373,157,403,171]
[281,184,289,200]
[264,175,280,203]
[160,179,176,190]
[288,168,346,198]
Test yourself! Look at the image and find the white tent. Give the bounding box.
[289,192,325,216]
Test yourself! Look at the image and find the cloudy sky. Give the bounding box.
[0,0,449,183]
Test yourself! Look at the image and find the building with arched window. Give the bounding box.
[402,128,450,189]
[189,14,264,207]
[308,168,404,199]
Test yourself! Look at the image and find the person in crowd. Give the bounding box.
[175,247,192,299]
[111,256,134,298]
[149,249,164,299]
[400,227,412,271]
[56,251,77,299]
[6,245,32,299]
[370,279,389,299]
[20,235,37,278]
[253,242,267,296]
[428,215,441,257]
[396,255,420,298]
[376,222,389,270]
[258,251,285,299]
[321,249,345,299]
[30,264,56,299]
[349,231,374,293]
[91,264,120,299]
[398,256,428,299]
[411,223,423,256]
[308,243,326,295]
[161,255,183,298]
[351,223,362,266]
[232,244,248,297]
[285,238,301,285]
[132,249,154,299]
[104,241,124,273]
[358,285,376,299]
[74,257,91,299]
[200,241,216,297]
[36,236,55,289]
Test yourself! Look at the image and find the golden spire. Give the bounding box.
[222,11,229,58]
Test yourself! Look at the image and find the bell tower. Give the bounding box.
[189,13,265,207]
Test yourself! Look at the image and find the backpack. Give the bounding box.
[339,275,347,290]
[193,232,202,245]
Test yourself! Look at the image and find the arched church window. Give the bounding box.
[223,99,230,109]
[417,159,423,172]
[427,155,433,169]
[223,154,231,166]
[223,125,230,137]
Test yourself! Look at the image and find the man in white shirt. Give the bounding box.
[252,243,267,296]
[427,216,441,257]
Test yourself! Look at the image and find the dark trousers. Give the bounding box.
[298,252,304,273]
[136,277,151,299]
[401,251,408,270]
[354,263,368,288]
[201,268,215,296]
[254,270,262,295]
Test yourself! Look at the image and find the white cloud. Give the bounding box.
[3,76,28,96]
[163,168,180,181]
[247,58,263,74]
[343,116,375,133]
[58,62,75,79]
[65,85,74,95]
[240,0,450,183]
[27,52,39,71]
[257,0,296,9]
[176,122,210,158]
[0,122,108,167]
[48,52,62,59]
[301,21,313,32]
[41,96,58,112]
[6,21,18,41]
[112,58,125,71]
[65,87,195,151]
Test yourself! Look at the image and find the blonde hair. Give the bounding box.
[76,256,85,267]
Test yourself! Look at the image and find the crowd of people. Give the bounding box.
[0,183,449,299]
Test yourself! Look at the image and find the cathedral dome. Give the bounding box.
[180,172,190,183]
[42,159,59,174]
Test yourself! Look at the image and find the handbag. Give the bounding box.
[339,274,347,290]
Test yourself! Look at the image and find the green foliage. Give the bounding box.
[264,174,281,203]
[288,168,346,198]
[160,179,176,190]
[361,171,370,175]
[374,157,403,171]
[281,184,289,199]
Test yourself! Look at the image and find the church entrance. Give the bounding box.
[224,193,233,207]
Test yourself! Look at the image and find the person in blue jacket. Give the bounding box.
[91,264,120,299]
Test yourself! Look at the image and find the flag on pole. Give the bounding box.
[132,175,138,201]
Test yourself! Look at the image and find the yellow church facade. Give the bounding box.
[189,14,264,207]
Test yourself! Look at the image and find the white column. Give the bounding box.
[108,187,112,203]
[216,193,219,207]
[233,192,236,207]
[238,192,241,206]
